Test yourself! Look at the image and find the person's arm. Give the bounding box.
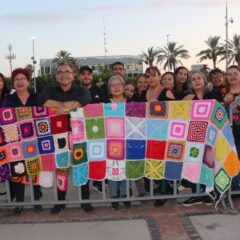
[43,100,64,108]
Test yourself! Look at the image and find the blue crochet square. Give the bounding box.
[206,125,218,146]
[73,163,88,186]
[222,122,235,147]
[164,161,183,180]
[55,151,69,168]
[126,140,146,160]
[104,102,125,117]
[22,139,39,158]
[38,136,55,154]
[147,119,169,140]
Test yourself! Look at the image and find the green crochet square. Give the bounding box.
[126,160,145,179]
[215,168,231,192]
[16,107,32,121]
[86,118,105,139]
[200,164,214,188]
[73,142,87,165]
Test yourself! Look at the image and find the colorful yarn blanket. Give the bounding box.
[0,101,239,201]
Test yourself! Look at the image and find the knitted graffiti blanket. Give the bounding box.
[0,101,239,200]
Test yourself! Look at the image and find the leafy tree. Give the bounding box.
[196,36,224,68]
[142,47,159,66]
[157,42,190,70]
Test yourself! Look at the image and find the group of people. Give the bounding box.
[0,61,240,215]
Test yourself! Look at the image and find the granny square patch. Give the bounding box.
[73,163,88,186]
[71,118,86,142]
[53,133,69,152]
[126,160,145,179]
[0,108,16,125]
[57,173,68,191]
[164,161,183,180]
[147,101,168,119]
[105,117,125,138]
[126,117,146,139]
[19,119,36,140]
[211,103,227,129]
[107,139,125,160]
[89,160,106,180]
[168,120,188,140]
[191,100,214,120]
[32,106,48,118]
[10,160,26,177]
[169,101,190,120]
[146,140,166,160]
[83,103,103,117]
[184,142,204,164]
[38,136,55,154]
[7,142,23,162]
[39,171,53,188]
[166,141,185,161]
[106,160,125,181]
[206,125,218,145]
[70,108,84,118]
[215,168,231,192]
[1,123,19,143]
[145,160,165,179]
[187,121,208,142]
[73,142,88,165]
[25,157,41,176]
[87,140,106,161]
[55,151,69,168]
[0,163,10,181]
[40,154,56,171]
[50,114,70,134]
[0,128,6,146]
[203,145,215,168]
[15,107,32,121]
[147,119,169,140]
[22,140,38,158]
[85,118,105,139]
[224,150,240,177]
[222,122,235,147]
[126,140,146,160]
[125,102,146,118]
[104,102,125,117]
[35,118,51,137]
[0,146,8,165]
[182,162,201,183]
[200,164,214,188]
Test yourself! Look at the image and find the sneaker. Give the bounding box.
[34,205,43,213]
[182,197,203,207]
[123,201,131,208]
[92,184,103,193]
[154,199,167,207]
[203,196,213,206]
[50,204,65,214]
[111,201,120,211]
[82,203,94,213]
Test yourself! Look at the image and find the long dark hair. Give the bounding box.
[0,73,9,103]
[173,66,189,93]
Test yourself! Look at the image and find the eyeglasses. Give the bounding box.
[110,83,123,88]
[56,71,73,76]
[14,77,28,82]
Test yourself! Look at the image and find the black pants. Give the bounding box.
[10,182,42,202]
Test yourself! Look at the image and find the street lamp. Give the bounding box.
[225,2,233,73]
[5,43,16,76]
[166,33,170,70]
[31,37,37,93]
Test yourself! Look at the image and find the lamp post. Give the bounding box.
[5,44,16,76]
[166,33,170,70]
[225,2,233,73]
[31,37,37,93]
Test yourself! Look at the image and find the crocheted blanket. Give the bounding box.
[0,101,239,200]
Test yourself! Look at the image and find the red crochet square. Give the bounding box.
[146,140,166,160]
[40,154,56,171]
[50,114,70,134]
[89,161,106,180]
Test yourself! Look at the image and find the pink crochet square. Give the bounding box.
[40,154,56,171]
[182,162,201,183]
[84,103,103,117]
[105,117,125,138]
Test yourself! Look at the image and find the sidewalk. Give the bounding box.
[1,197,240,240]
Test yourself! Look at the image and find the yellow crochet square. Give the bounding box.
[169,101,191,120]
[214,134,232,164]
[145,160,165,179]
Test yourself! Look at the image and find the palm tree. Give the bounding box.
[142,47,159,66]
[196,36,224,69]
[157,41,190,70]
[53,50,78,71]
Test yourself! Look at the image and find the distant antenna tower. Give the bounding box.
[5,43,16,75]
[103,17,108,56]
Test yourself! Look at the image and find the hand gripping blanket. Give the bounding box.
[0,101,240,203]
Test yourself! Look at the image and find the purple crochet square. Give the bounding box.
[125,102,146,118]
